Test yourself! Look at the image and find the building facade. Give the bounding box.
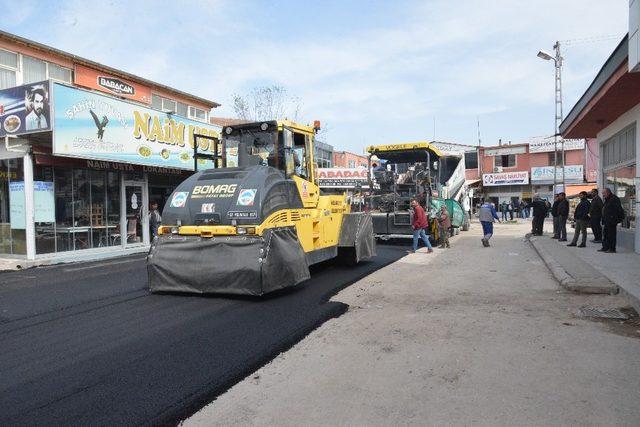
[333,150,368,168]
[0,31,220,263]
[560,35,639,253]
[479,138,593,205]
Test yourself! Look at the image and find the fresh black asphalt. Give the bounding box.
[0,246,406,426]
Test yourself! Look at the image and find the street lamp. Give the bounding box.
[537,42,565,196]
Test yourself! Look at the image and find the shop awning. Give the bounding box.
[465,179,481,187]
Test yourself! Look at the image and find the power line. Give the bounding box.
[559,34,622,47]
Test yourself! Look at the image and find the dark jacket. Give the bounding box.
[574,198,591,221]
[602,194,625,225]
[557,199,569,217]
[532,199,548,217]
[589,195,603,219]
[551,200,559,217]
[412,205,429,230]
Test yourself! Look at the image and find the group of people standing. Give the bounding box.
[530,188,625,253]
[410,199,452,253]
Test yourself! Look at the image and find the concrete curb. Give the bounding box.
[526,234,618,295]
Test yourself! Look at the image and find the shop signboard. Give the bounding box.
[317,168,369,189]
[484,146,527,156]
[482,171,529,186]
[528,138,585,153]
[52,83,220,170]
[0,80,51,137]
[74,64,152,104]
[531,165,584,182]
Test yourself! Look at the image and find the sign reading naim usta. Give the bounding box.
[53,83,220,170]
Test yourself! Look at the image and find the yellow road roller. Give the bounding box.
[147,120,375,296]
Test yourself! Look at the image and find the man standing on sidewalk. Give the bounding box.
[568,191,590,248]
[479,200,500,247]
[410,199,433,253]
[551,194,560,238]
[531,194,547,236]
[557,192,569,242]
[589,188,603,243]
[599,188,625,253]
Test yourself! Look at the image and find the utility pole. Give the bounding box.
[554,41,565,194]
[538,42,565,195]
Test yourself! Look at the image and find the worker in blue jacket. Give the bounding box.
[479,200,500,247]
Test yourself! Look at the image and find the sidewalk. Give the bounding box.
[185,221,640,426]
[532,226,640,312]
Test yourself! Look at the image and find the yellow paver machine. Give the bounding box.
[147,120,375,296]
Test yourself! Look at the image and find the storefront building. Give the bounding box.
[560,35,639,253]
[0,31,220,263]
[333,150,368,168]
[479,139,592,205]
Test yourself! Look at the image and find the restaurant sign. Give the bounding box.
[0,80,51,137]
[482,171,529,186]
[52,83,220,170]
[531,165,584,182]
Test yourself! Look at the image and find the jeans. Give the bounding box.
[558,215,567,240]
[481,221,493,240]
[570,219,588,245]
[552,216,559,237]
[412,228,432,251]
[501,210,508,221]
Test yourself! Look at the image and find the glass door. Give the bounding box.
[124,183,144,246]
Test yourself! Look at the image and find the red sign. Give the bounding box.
[74,64,152,104]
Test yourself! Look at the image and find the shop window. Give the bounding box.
[495,154,516,168]
[0,158,26,255]
[547,151,559,166]
[34,167,124,254]
[604,163,636,230]
[22,55,47,84]
[0,49,18,89]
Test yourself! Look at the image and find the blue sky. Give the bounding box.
[2,0,628,153]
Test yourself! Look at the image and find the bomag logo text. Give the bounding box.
[191,184,238,199]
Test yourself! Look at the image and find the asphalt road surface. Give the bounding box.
[0,246,405,426]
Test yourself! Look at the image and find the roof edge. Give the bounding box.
[560,35,628,134]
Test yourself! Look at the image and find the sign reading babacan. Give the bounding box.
[317,168,369,189]
[531,165,584,182]
[0,80,51,137]
[482,171,529,186]
[52,83,220,170]
[528,138,585,153]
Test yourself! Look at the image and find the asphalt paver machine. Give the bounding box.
[366,142,466,241]
[147,120,375,296]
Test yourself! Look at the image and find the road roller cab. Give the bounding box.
[147,120,375,296]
